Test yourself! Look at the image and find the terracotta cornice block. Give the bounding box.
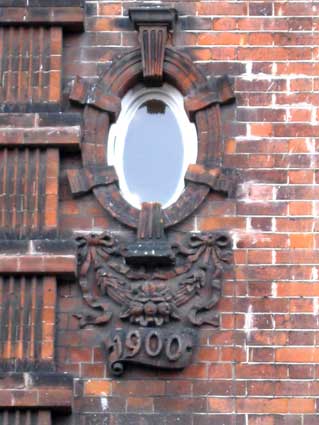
[129,8,177,30]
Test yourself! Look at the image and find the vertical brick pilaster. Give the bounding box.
[41,276,57,361]
[49,27,62,103]
[44,149,59,233]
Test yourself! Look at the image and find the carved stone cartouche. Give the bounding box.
[75,229,232,375]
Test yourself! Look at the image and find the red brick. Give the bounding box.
[112,381,165,397]
[197,3,247,16]
[237,398,289,414]
[208,398,233,413]
[276,348,319,363]
[290,234,313,249]
[84,380,112,396]
[127,397,154,412]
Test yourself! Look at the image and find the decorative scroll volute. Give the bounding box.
[129,8,177,85]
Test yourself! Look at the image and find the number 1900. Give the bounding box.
[112,329,189,362]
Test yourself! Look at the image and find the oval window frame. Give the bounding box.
[69,47,234,229]
[107,83,198,209]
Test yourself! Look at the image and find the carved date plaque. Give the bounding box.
[106,328,196,376]
[75,230,232,376]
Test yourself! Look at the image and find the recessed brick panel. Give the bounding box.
[0,147,59,238]
[0,275,56,367]
[0,26,62,108]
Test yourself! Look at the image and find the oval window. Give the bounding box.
[107,84,197,209]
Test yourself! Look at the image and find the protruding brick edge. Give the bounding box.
[0,7,84,30]
[0,127,81,149]
[0,372,73,413]
[0,255,76,276]
[0,239,77,276]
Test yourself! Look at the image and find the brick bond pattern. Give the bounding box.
[0,1,319,424]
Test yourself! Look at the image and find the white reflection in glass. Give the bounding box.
[123,99,184,206]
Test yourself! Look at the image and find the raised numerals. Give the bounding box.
[106,328,195,375]
[166,334,183,361]
[125,330,142,358]
[145,330,163,357]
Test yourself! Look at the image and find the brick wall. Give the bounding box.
[0,0,319,424]
[56,1,319,424]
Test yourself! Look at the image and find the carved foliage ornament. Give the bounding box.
[76,230,232,375]
[70,8,238,375]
